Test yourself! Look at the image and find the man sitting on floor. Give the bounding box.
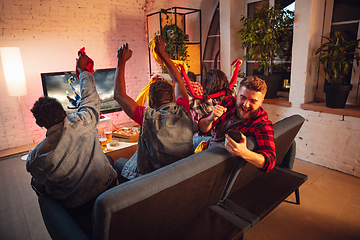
[113,36,193,182]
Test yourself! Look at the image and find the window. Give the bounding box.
[316,0,360,103]
[244,0,294,98]
[202,2,220,82]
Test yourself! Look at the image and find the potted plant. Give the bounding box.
[157,9,189,73]
[315,30,360,108]
[238,2,294,98]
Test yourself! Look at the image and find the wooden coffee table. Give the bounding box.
[104,139,137,160]
[103,122,139,160]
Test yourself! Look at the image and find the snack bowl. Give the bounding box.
[109,140,120,147]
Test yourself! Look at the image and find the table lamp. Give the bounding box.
[0,47,30,160]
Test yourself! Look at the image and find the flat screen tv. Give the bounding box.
[41,68,122,114]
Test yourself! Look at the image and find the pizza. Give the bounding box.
[114,127,139,136]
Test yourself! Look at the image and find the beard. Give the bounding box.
[236,104,259,120]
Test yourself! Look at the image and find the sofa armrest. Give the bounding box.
[278,140,296,170]
[273,114,305,165]
[243,114,304,167]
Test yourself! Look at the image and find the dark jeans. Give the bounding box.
[106,155,115,167]
[193,135,212,152]
[114,158,130,184]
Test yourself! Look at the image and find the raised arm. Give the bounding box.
[154,36,188,100]
[76,52,101,124]
[114,43,138,120]
[77,52,88,74]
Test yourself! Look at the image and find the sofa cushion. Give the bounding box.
[226,165,308,221]
[161,205,246,240]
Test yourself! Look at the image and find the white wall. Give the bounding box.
[289,0,324,106]
[0,0,206,151]
[221,0,360,177]
[275,0,360,177]
[262,104,360,177]
[220,0,246,77]
[0,0,150,150]
[285,0,360,177]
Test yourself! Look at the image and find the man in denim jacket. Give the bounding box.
[113,36,193,181]
[26,52,117,210]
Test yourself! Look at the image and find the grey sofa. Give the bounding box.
[38,114,307,240]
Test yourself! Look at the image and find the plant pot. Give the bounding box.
[324,83,353,108]
[257,74,282,99]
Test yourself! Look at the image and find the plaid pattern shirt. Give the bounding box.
[189,96,224,121]
[184,80,203,96]
[202,96,276,172]
[189,84,237,121]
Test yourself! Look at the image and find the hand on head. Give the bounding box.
[117,43,133,62]
[77,52,89,73]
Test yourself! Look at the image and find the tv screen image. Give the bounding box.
[41,68,122,114]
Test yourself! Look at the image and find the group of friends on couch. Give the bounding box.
[26,36,276,217]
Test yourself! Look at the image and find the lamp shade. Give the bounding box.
[0,47,27,96]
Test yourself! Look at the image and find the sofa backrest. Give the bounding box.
[93,144,239,240]
[273,114,305,166]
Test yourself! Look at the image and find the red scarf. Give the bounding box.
[180,59,242,99]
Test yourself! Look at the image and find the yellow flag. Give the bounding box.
[135,38,189,106]
[148,37,189,73]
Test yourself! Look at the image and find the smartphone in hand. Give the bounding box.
[227,130,242,143]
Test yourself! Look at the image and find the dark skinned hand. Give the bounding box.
[117,43,133,63]
[154,35,166,57]
[77,52,89,73]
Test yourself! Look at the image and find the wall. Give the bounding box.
[262,104,360,177]
[265,0,360,177]
[0,0,206,151]
[287,0,360,177]
[0,0,150,150]
[221,0,360,177]
[220,0,246,77]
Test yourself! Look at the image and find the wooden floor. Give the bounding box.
[1,152,360,240]
[0,143,38,159]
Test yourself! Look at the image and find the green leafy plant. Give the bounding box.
[159,9,189,62]
[315,30,360,85]
[238,2,294,75]
[238,69,246,78]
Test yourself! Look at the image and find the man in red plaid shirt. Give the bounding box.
[196,76,276,172]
